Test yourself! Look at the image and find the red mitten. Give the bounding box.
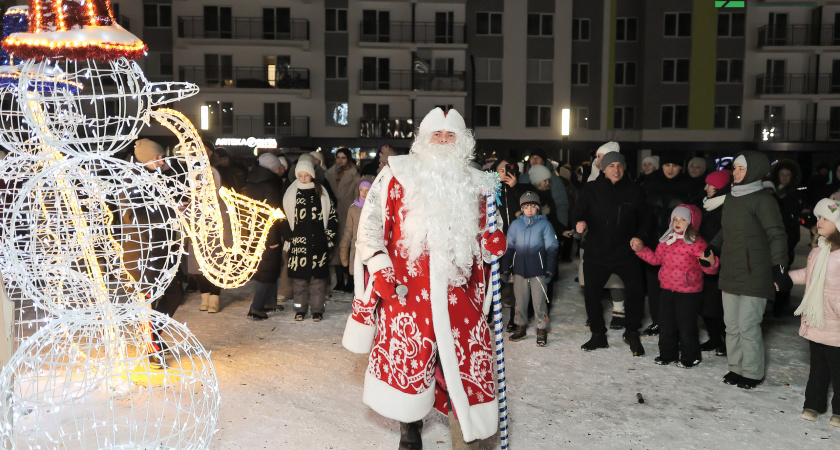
[371,266,398,301]
[482,230,507,257]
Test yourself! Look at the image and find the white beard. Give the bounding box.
[397,136,481,287]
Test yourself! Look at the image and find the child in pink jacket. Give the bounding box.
[787,198,840,427]
[630,204,719,368]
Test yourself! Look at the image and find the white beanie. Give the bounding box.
[734,155,747,168]
[309,151,325,166]
[134,138,164,163]
[258,153,282,172]
[277,156,288,170]
[295,158,316,179]
[643,155,660,170]
[814,198,840,231]
[597,141,620,155]
[529,164,552,185]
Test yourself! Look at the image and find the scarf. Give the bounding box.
[664,232,685,246]
[794,237,831,330]
[730,180,763,197]
[703,195,725,211]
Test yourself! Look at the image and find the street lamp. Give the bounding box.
[200,105,209,131]
[561,108,570,137]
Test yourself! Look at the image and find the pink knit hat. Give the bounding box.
[705,169,731,190]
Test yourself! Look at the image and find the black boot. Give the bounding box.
[623,333,645,356]
[581,333,608,351]
[399,420,423,450]
[536,329,547,347]
[509,325,527,341]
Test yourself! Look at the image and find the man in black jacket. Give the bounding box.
[571,152,649,356]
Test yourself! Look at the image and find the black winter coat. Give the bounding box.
[498,182,527,234]
[246,165,285,282]
[642,171,697,248]
[280,187,338,280]
[570,173,650,266]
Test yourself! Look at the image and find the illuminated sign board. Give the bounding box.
[214,137,278,149]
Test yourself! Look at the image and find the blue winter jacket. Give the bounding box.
[500,213,559,278]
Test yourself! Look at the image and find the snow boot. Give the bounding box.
[509,326,527,342]
[199,293,210,311]
[654,356,676,366]
[536,329,547,347]
[623,333,645,356]
[609,310,625,329]
[736,376,763,390]
[801,409,820,422]
[830,415,840,427]
[247,309,268,320]
[722,371,743,385]
[208,295,220,313]
[581,333,608,351]
[677,359,701,369]
[643,323,660,336]
[398,420,423,450]
[448,412,481,450]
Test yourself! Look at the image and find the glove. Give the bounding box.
[698,247,714,268]
[482,230,507,257]
[773,265,793,292]
[372,266,398,302]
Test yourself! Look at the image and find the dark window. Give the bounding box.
[527,14,540,35]
[718,14,730,37]
[714,106,727,128]
[159,53,173,76]
[731,13,745,37]
[727,105,741,129]
[675,105,688,128]
[716,60,728,83]
[476,12,503,35]
[326,56,347,79]
[663,59,690,82]
[475,105,501,127]
[575,107,589,129]
[326,9,348,32]
[542,15,553,36]
[528,14,552,36]
[572,63,589,85]
[664,12,691,37]
[144,4,171,28]
[526,106,551,128]
[616,62,636,85]
[614,107,635,129]
[716,59,743,83]
[661,106,674,128]
[614,108,623,129]
[616,18,637,41]
[572,19,590,40]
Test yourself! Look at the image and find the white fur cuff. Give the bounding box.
[363,372,436,422]
[342,316,376,354]
[367,253,393,274]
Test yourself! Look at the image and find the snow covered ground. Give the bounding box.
[175,236,838,449]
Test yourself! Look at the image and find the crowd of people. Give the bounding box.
[132,124,840,435]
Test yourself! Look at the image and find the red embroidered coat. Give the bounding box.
[342,157,501,442]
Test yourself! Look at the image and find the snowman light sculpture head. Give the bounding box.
[2,0,197,155]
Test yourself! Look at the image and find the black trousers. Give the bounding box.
[804,341,840,414]
[583,259,643,335]
[645,264,661,324]
[658,289,703,362]
[701,277,725,346]
[196,273,221,296]
[152,271,184,318]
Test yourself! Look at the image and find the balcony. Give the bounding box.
[117,15,130,32]
[752,120,840,141]
[178,16,309,41]
[180,66,310,90]
[757,25,840,48]
[754,73,840,96]
[359,70,466,92]
[360,117,414,139]
[359,21,465,45]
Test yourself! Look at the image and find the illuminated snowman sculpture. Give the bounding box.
[0,2,284,448]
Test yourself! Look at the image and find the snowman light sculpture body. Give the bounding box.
[0,2,283,448]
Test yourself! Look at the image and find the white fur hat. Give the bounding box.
[597,141,620,155]
[418,107,467,137]
[814,198,840,231]
[258,153,282,172]
[295,158,316,179]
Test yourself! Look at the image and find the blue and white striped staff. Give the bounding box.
[480,172,509,449]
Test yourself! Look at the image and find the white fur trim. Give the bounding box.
[428,258,496,442]
[368,253,393,274]
[282,180,331,232]
[356,168,393,263]
[353,250,365,299]
[363,371,436,422]
[461,399,500,442]
[342,315,376,354]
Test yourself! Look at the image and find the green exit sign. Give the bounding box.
[716,1,745,6]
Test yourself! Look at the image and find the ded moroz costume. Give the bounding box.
[342,108,506,447]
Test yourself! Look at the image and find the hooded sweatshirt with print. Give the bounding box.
[709,151,788,300]
[635,204,720,293]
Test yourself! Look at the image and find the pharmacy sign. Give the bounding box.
[715,1,745,7]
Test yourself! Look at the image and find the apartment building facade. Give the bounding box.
[105,1,839,162]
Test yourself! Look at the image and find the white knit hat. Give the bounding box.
[295,158,316,179]
[596,141,620,155]
[309,151,325,166]
[277,156,288,170]
[418,107,467,137]
[643,155,660,170]
[529,164,552,185]
[134,139,164,163]
[814,198,840,231]
[258,153,282,172]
